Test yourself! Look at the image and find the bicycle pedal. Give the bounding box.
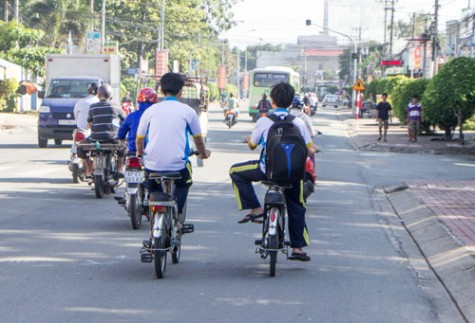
[181,223,194,234]
[254,239,262,246]
[142,240,151,248]
[171,239,181,247]
[141,253,152,263]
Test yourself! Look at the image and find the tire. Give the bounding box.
[227,120,232,129]
[252,114,257,122]
[38,137,48,148]
[72,163,79,184]
[128,193,142,230]
[172,233,181,264]
[269,234,279,277]
[94,175,104,198]
[153,235,167,279]
[54,139,62,146]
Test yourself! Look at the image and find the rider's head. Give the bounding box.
[160,73,184,97]
[87,81,99,96]
[229,93,234,98]
[97,84,113,102]
[270,82,295,108]
[262,93,267,100]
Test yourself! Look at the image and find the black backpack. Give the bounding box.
[264,114,307,183]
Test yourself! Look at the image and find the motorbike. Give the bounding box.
[115,156,147,230]
[68,129,88,184]
[78,141,124,198]
[225,109,236,128]
[302,156,317,202]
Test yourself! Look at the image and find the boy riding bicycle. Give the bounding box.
[229,82,316,261]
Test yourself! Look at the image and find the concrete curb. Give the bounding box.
[386,188,475,322]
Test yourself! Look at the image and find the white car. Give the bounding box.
[322,94,339,108]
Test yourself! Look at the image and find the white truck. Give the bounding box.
[37,54,121,148]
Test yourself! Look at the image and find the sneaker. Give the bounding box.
[377,137,382,141]
[383,138,387,142]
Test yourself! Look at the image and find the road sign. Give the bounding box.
[86,32,101,54]
[352,79,365,91]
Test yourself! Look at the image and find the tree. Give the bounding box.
[391,78,429,123]
[395,13,428,39]
[422,57,475,142]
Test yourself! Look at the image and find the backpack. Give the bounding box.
[264,114,307,183]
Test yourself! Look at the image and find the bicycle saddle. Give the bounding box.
[149,171,182,180]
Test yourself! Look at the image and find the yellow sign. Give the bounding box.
[102,41,119,55]
[352,79,365,91]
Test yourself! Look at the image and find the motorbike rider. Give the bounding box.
[117,87,158,155]
[257,93,271,117]
[77,84,127,177]
[136,72,211,222]
[224,92,239,124]
[73,81,100,132]
[289,99,317,139]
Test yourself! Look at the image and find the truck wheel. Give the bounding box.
[38,137,48,148]
[54,139,63,146]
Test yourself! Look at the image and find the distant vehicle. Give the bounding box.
[248,66,300,122]
[37,54,121,148]
[322,94,339,108]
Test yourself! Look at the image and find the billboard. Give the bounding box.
[218,65,227,89]
[155,50,169,77]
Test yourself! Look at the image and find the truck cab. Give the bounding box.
[38,76,103,148]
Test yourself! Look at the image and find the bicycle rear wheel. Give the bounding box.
[153,235,167,279]
[268,207,280,277]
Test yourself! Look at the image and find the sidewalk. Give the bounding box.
[338,108,475,155]
[0,112,37,131]
[337,108,475,320]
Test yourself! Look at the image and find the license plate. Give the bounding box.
[58,119,77,125]
[125,171,144,183]
[94,156,106,169]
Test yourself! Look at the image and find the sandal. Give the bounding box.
[238,213,264,224]
[288,252,311,262]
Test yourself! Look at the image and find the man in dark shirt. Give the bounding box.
[77,84,126,177]
[376,93,392,142]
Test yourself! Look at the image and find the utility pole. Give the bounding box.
[389,0,396,57]
[412,12,416,38]
[160,0,165,50]
[4,1,9,22]
[432,0,439,75]
[101,0,106,50]
[376,0,389,46]
[14,0,18,20]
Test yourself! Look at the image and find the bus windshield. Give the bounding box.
[253,73,289,87]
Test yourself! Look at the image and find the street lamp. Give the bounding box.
[305,19,358,115]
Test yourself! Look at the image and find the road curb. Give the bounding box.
[385,188,475,322]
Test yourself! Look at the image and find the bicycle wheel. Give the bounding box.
[72,163,79,184]
[268,207,280,277]
[94,175,104,198]
[153,234,167,279]
[171,231,181,264]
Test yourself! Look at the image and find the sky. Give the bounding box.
[222,0,469,49]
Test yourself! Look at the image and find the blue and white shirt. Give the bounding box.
[137,97,202,171]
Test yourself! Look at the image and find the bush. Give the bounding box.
[208,83,219,101]
[422,57,475,140]
[225,84,238,97]
[0,78,19,112]
[365,75,409,101]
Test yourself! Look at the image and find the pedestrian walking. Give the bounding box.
[406,95,423,143]
[375,93,392,142]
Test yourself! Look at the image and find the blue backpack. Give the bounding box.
[265,114,307,183]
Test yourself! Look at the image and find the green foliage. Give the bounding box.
[464,116,475,131]
[0,78,20,112]
[422,57,475,138]
[225,83,237,97]
[0,20,43,51]
[391,78,429,122]
[121,77,140,101]
[365,75,409,100]
[208,83,219,101]
[4,47,63,77]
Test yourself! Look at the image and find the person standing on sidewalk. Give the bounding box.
[406,95,423,143]
[375,93,392,142]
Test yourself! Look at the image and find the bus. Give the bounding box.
[248,66,300,121]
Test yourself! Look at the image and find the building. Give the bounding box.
[256,34,344,90]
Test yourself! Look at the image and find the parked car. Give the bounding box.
[322,94,339,108]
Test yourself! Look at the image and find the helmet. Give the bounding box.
[87,81,99,95]
[97,84,113,101]
[137,87,158,103]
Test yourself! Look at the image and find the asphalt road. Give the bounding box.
[1,105,474,322]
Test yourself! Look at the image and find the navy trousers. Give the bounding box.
[229,160,309,248]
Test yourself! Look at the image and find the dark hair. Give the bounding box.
[97,84,113,101]
[88,81,99,95]
[229,93,234,97]
[382,92,388,97]
[270,82,295,108]
[160,73,185,96]
[262,93,267,100]
[412,94,419,100]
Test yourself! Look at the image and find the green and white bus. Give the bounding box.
[248,66,300,121]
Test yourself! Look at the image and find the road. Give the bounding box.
[1,105,473,322]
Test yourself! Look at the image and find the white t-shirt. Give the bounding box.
[73,95,99,130]
[289,108,316,137]
[137,97,202,171]
[250,108,312,173]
